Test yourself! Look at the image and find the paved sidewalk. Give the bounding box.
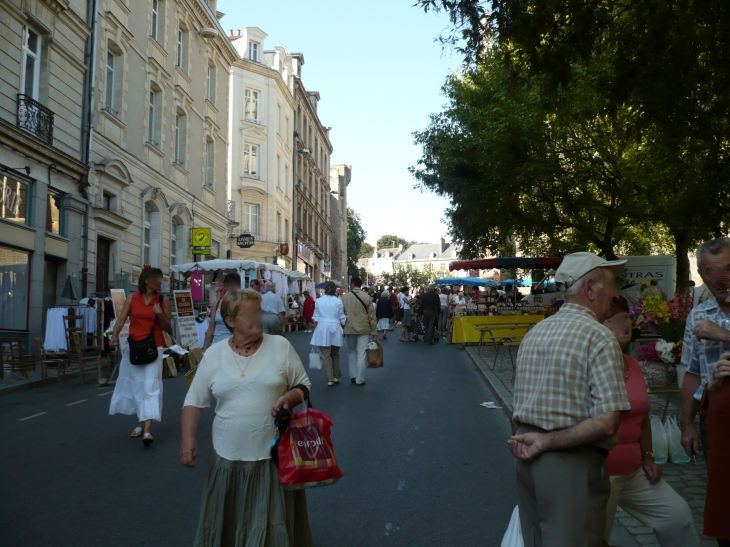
[466,345,714,547]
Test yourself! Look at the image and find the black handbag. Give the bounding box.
[129,295,163,365]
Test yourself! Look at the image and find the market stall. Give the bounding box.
[451,314,544,344]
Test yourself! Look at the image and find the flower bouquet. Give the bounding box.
[635,339,682,388]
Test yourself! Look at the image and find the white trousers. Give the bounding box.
[345,334,369,384]
[604,470,701,547]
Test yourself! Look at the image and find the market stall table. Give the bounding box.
[451,315,544,345]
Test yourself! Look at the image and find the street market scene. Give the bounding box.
[2,1,730,547]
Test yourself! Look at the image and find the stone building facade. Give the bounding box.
[293,71,333,283]
[0,0,93,343]
[88,0,237,293]
[226,27,295,268]
[329,164,350,285]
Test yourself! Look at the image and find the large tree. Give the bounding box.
[347,208,367,276]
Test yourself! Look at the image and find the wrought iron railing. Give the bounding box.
[17,94,54,145]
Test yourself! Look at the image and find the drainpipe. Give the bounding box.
[79,0,99,297]
[291,78,298,272]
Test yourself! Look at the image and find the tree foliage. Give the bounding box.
[379,263,452,289]
[376,235,416,250]
[412,1,730,290]
[347,208,367,276]
[359,242,374,259]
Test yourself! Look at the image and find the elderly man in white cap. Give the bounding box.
[509,252,631,547]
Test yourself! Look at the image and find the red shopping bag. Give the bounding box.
[277,406,343,490]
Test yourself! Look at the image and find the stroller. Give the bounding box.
[411,314,438,343]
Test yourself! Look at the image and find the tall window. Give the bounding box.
[285,118,290,145]
[105,50,116,112]
[248,41,259,62]
[1,175,30,225]
[205,139,214,187]
[243,144,259,178]
[206,63,216,104]
[284,219,289,243]
[171,219,184,265]
[243,204,259,234]
[176,25,188,71]
[285,165,289,196]
[277,105,281,134]
[244,89,259,121]
[148,87,160,147]
[0,247,31,331]
[174,110,186,166]
[151,0,163,42]
[277,212,281,241]
[22,27,41,100]
[276,156,281,188]
[143,206,151,265]
[46,192,63,235]
[143,202,160,267]
[105,44,123,116]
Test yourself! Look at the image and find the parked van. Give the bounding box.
[525,255,677,305]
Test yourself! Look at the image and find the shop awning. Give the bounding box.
[449,257,564,272]
[434,277,498,287]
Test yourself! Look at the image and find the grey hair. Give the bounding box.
[696,238,730,265]
[563,267,606,297]
[265,281,276,291]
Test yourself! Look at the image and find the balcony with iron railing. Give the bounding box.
[17,94,54,145]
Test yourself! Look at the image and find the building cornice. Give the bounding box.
[232,60,296,110]
[294,78,333,153]
[185,0,239,65]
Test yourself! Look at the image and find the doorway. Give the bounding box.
[96,237,112,293]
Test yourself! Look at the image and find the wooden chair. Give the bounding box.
[6,339,36,377]
[63,315,84,365]
[70,332,104,385]
[34,337,67,385]
[185,347,204,388]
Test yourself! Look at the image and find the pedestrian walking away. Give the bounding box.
[509,252,631,547]
[302,291,315,332]
[261,281,286,336]
[202,272,241,351]
[376,290,394,340]
[181,289,314,547]
[108,267,172,447]
[341,276,377,385]
[420,285,441,344]
[602,297,700,547]
[310,281,347,386]
[398,287,413,342]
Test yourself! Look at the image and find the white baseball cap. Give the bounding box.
[555,252,627,289]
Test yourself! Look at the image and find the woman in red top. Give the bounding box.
[109,268,172,446]
[603,297,700,546]
[303,290,316,332]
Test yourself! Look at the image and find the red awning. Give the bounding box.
[449,257,564,272]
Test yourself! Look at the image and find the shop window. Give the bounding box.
[45,191,63,235]
[0,247,31,331]
[1,175,30,225]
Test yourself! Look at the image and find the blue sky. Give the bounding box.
[217,0,461,246]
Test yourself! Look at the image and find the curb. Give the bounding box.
[465,347,514,420]
[0,371,98,395]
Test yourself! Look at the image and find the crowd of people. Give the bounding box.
[104,238,730,547]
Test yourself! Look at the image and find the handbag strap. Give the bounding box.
[351,291,370,315]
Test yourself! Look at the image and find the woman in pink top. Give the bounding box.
[602,297,700,547]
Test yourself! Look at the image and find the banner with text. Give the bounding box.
[174,290,200,349]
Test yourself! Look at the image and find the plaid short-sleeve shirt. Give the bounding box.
[512,303,630,432]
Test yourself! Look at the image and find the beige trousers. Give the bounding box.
[516,425,609,547]
[604,470,701,546]
[319,345,341,383]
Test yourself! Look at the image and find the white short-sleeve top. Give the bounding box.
[183,334,311,461]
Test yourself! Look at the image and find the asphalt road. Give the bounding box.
[0,332,516,547]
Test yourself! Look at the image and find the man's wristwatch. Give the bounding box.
[642,450,654,460]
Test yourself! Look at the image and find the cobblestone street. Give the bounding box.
[465,344,715,547]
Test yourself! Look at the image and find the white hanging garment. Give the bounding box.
[44,308,69,352]
[82,307,97,334]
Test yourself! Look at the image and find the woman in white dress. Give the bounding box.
[310,281,347,386]
[109,267,171,446]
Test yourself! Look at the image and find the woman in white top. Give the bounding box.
[399,287,413,342]
[310,281,347,386]
[202,272,240,351]
[181,289,313,547]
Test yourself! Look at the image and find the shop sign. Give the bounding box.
[191,227,211,247]
[298,241,313,265]
[174,290,199,349]
[192,247,211,255]
[237,233,255,248]
[323,259,331,273]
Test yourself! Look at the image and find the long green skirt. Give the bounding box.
[194,451,313,547]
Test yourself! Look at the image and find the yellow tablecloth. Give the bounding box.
[451,315,545,344]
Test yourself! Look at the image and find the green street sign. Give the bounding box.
[192,246,211,255]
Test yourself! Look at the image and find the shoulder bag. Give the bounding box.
[129,295,163,365]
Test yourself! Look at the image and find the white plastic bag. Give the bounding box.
[365,341,378,351]
[501,506,524,547]
[309,347,322,370]
[650,415,669,464]
[666,414,691,463]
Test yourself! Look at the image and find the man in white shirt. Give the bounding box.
[260,282,286,335]
[438,286,450,335]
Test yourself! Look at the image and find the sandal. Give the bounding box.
[143,432,154,446]
[130,427,143,438]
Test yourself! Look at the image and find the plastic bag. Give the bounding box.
[666,414,691,463]
[366,339,384,368]
[277,406,343,490]
[309,347,322,370]
[650,415,669,464]
[501,506,524,547]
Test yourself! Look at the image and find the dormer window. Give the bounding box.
[429,252,436,259]
[248,41,259,62]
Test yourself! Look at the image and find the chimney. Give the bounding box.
[398,244,404,252]
[439,236,446,254]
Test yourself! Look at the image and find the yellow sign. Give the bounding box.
[191,227,211,247]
